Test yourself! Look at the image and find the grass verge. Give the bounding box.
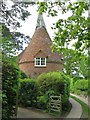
[70,95,90,118]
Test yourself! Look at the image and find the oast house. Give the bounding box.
[18,14,63,78]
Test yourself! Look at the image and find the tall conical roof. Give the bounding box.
[36,14,46,28]
[18,14,62,64]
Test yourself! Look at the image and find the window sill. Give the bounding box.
[34,65,46,68]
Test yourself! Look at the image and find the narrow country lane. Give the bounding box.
[66,98,82,119]
[17,107,53,118]
[17,97,82,119]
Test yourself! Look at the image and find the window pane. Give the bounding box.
[41,58,45,61]
[36,61,40,65]
[36,58,40,65]
[41,58,45,65]
[36,58,40,61]
[41,61,45,65]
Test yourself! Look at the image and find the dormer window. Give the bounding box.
[35,58,46,67]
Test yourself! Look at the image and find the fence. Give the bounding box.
[48,95,62,115]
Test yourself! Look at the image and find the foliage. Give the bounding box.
[62,48,88,79]
[74,80,88,91]
[70,79,88,96]
[37,72,70,110]
[1,1,33,28]
[37,1,89,53]
[1,1,34,56]
[2,59,20,119]
[1,24,30,56]
[70,78,74,93]
[37,1,89,79]
[37,94,48,110]
[20,71,28,79]
[18,78,38,107]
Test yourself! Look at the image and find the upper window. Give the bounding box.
[35,58,46,67]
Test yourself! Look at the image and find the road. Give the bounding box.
[17,98,82,119]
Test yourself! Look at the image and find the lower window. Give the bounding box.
[35,58,46,67]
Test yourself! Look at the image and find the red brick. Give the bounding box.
[18,27,63,78]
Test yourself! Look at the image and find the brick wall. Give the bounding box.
[18,27,63,78]
[19,62,63,78]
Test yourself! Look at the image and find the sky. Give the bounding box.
[16,5,72,39]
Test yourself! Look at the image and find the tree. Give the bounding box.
[1,24,30,57]
[1,1,32,28]
[37,1,89,79]
[2,59,20,119]
[37,1,89,53]
[62,48,88,79]
[1,1,34,56]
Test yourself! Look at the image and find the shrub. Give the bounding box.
[74,80,88,91]
[70,78,75,93]
[37,95,48,109]
[2,59,20,119]
[37,72,70,110]
[18,78,38,107]
[74,79,88,96]
[37,89,56,110]
[20,71,28,79]
[75,90,81,95]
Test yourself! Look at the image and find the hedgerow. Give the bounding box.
[18,78,38,107]
[37,72,70,110]
[74,79,88,95]
[2,59,20,119]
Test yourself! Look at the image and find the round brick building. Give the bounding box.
[18,14,63,78]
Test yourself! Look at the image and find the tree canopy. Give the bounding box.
[37,1,89,79]
[1,24,30,57]
[1,1,34,56]
[37,1,89,54]
[62,48,88,79]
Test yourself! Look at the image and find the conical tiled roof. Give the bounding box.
[19,27,62,64]
[18,14,62,66]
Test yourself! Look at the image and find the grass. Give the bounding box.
[70,95,90,118]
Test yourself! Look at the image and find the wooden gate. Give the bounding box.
[48,95,62,115]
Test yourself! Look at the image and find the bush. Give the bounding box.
[74,79,88,96]
[37,89,56,110]
[75,90,81,95]
[18,78,38,107]
[37,72,70,110]
[74,80,88,91]
[70,78,75,93]
[2,59,20,119]
[37,95,48,109]
[20,71,28,79]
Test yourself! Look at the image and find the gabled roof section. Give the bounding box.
[36,14,46,28]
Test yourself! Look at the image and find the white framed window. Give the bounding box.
[35,58,46,67]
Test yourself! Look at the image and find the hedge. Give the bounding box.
[20,71,28,79]
[2,59,20,119]
[70,78,75,93]
[18,78,38,107]
[37,72,70,110]
[74,80,88,92]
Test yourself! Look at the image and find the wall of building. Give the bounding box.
[19,62,63,78]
